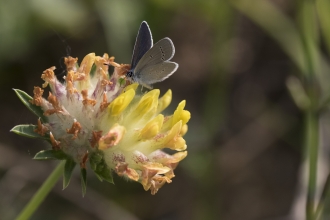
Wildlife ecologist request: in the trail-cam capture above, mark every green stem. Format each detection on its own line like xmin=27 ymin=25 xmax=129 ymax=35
xmin=315 ymin=172 xmax=330 ymax=220
xmin=16 ymin=161 xmax=65 ymax=220
xmin=306 ymin=109 xmax=319 ymax=220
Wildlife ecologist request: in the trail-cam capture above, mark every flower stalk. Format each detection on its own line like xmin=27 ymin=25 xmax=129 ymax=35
xmin=16 ymin=161 xmax=65 ymax=220
xmin=305 ymin=109 xmax=319 ymax=220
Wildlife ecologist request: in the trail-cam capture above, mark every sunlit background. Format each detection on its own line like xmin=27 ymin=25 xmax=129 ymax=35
xmin=2 ymin=0 xmax=330 ymax=219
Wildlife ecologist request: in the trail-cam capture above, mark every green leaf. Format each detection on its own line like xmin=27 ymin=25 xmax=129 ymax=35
xmin=13 ymin=89 xmax=47 ymax=122
xmin=34 ymin=150 xmax=68 ymax=160
xmin=89 ymin=152 xmax=113 ymax=184
xmin=80 ymin=168 xmax=87 ymax=197
xmin=118 ymin=78 xmax=126 ymax=87
xmin=89 ymin=152 xmax=102 ymax=170
xmin=95 ymin=166 xmax=113 ymax=184
xmin=63 ymin=159 xmax=76 ymax=189
xmin=94 ymin=172 xmax=103 ymax=182
xmin=89 ymin=160 xmax=97 ymax=171
xmin=317 ymin=0 xmax=330 ymax=56
xmin=92 ymin=160 xmax=113 ymax=184
xmin=10 ymin=124 xmax=50 ymax=140
xmin=90 ymin=152 xmax=103 ymax=162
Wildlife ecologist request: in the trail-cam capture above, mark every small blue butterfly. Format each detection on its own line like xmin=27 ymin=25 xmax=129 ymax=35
xmin=126 ymin=21 xmax=178 ymax=89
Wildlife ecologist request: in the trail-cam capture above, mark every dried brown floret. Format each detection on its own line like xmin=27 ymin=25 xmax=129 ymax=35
xmin=115 ymin=162 xmax=139 ymax=181
xmin=34 ymin=118 xmax=48 ymax=136
xmin=50 ymin=132 xmax=61 ymax=150
xmin=100 ymin=93 xmax=109 ymax=112
xmin=30 ymin=87 xmax=44 ymax=106
xmin=44 ymin=92 xmax=64 ymax=116
xmin=41 ymin=66 xmax=56 ymax=88
xmin=95 ymin=53 xmax=110 ymax=78
xmin=90 ymin=130 xmax=103 ymax=148
xmin=66 ymin=121 xmax=82 ymax=139
xmin=81 ymin=90 xmax=96 ymax=106
xmin=80 ymin=152 xmax=89 ymax=169
xmin=64 ymin=56 xmax=78 ymax=72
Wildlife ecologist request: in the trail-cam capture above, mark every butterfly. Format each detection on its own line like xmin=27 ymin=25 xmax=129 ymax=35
xmin=126 ymin=21 xmax=178 ymax=89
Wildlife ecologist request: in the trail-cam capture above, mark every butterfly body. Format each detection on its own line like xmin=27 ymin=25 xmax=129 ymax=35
xmin=126 ymin=21 xmax=178 ymax=88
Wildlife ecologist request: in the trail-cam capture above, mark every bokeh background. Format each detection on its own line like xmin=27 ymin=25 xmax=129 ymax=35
xmin=2 ymin=0 xmax=330 ymax=219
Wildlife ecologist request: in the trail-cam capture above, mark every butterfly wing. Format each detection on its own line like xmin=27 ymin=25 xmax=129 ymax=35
xmin=134 ymin=37 xmax=175 ymax=73
xmin=135 ymin=61 xmax=178 ymax=87
xmin=130 ymin=21 xmax=153 ymax=69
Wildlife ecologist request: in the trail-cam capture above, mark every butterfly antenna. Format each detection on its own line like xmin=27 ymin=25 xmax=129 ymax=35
xmin=50 ymin=27 xmax=72 ymax=81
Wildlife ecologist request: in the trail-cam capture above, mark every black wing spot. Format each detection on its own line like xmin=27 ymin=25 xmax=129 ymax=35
xmin=159 ymin=46 xmax=166 ymax=60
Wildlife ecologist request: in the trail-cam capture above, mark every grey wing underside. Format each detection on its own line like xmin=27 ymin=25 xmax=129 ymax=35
xmin=134 ymin=37 xmax=175 ymax=72
xmin=135 ymin=61 xmax=178 ymax=87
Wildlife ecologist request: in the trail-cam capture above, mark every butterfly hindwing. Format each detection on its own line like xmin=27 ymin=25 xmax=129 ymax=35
xmin=134 ymin=37 xmax=175 ymax=73
xmin=135 ymin=61 xmax=178 ymax=86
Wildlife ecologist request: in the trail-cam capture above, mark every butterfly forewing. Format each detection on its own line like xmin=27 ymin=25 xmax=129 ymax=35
xmin=131 ymin=21 xmax=153 ymax=69
xmin=136 ymin=61 xmax=178 ymax=85
xmin=134 ymin=37 xmax=175 ymax=73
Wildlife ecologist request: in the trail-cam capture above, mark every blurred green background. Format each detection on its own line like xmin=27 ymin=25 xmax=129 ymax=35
xmin=2 ymin=0 xmax=330 ymax=219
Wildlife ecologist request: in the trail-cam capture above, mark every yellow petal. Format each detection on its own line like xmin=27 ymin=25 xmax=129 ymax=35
xmin=77 ymin=53 xmax=95 ymax=90
xmin=140 ymin=114 xmax=164 ymax=140
xmin=142 ymin=162 xmax=171 ymax=174
xmin=108 ymin=89 xmax=135 ymax=116
xmin=79 ymin=53 xmax=95 ymax=77
xmin=150 ymin=151 xmax=187 ymax=164
xmin=151 ymin=120 xmax=183 ymax=151
xmin=168 ymin=151 xmax=188 ymax=163
xmin=160 ymin=101 xmax=191 ymax=132
xmin=122 ymin=83 xmax=139 ymax=94
xmin=161 ymin=115 xmax=173 ymax=132
xmin=167 ymin=136 xmax=187 ymax=151
xmin=164 ymin=120 xmax=182 ymax=145
xmin=130 ymin=89 xmax=159 ymax=120
xmin=180 ymin=124 xmax=188 ymax=136
xmin=157 ymin=89 xmax=172 ymax=113
xmin=164 ymin=121 xmax=187 ymax=151
xmin=172 ymin=100 xmax=191 ymax=126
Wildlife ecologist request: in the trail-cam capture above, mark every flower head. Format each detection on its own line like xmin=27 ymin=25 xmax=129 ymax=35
xmin=12 ymin=53 xmax=190 ymax=195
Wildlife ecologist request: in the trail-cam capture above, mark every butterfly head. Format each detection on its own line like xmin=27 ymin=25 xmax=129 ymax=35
xmin=126 ymin=69 xmax=135 ymax=82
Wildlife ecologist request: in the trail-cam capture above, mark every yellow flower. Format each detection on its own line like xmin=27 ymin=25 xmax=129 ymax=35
xmin=12 ymin=53 xmax=190 ymax=195
xmin=139 ymin=114 xmax=164 ymax=140
xmin=108 ymin=89 xmax=135 ymax=116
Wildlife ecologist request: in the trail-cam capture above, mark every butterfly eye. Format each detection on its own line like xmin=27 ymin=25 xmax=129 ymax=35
xmin=126 ymin=71 xmax=134 ymax=78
